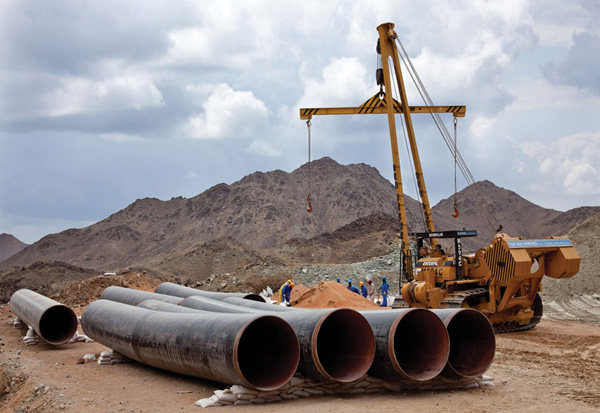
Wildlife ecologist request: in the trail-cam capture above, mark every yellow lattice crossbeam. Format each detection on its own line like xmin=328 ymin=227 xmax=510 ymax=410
xmin=300 ymin=93 xmax=465 ymax=120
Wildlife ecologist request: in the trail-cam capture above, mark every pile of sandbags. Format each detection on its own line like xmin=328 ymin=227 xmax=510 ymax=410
xmin=195 ymin=374 xmax=495 ymax=407
xmin=13 ymin=317 xmax=27 ymax=329
xmin=67 ymin=332 xmax=94 ymax=344
xmin=97 ymin=350 xmax=129 ymax=365
xmin=23 ymin=326 xmax=46 ymax=346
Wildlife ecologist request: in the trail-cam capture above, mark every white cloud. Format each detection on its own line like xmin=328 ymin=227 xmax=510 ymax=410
xmin=43 ymin=76 xmax=164 ymax=117
xmin=514 ymin=131 xmax=600 ymax=196
xmin=298 ymin=57 xmax=372 ymax=107
xmin=470 ymin=116 xmax=497 ymax=138
xmin=183 ymin=83 xmax=269 ymax=139
xmin=246 ymin=139 xmax=282 ymax=157
xmin=508 ymin=77 xmax=600 ymax=112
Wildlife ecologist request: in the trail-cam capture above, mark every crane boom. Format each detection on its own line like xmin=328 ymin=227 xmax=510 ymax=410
xmin=298 ymin=22 xmax=465 ymax=280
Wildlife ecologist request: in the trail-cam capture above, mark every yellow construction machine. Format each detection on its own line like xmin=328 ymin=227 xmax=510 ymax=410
xmin=299 ymin=22 xmax=580 ymax=332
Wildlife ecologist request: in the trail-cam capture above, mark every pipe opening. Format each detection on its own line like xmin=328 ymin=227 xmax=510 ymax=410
xmin=446 ymin=309 xmax=496 ymax=378
xmin=237 ymin=316 xmax=299 ymax=391
xmin=316 ymin=309 xmax=375 ymax=382
xmin=242 ymin=294 xmax=266 ymax=302
xmin=39 ymin=305 xmax=78 ymax=345
xmin=394 ymin=310 xmax=450 ymax=380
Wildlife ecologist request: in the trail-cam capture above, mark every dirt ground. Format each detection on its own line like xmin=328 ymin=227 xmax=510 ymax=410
xmin=1 ymin=302 xmax=599 ymax=413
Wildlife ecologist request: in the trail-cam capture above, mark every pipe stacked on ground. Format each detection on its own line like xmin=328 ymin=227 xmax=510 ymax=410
xmin=81 ymin=299 xmax=299 ymax=391
xmin=155 ymin=282 xmax=265 ymax=302
xmin=432 ymin=309 xmax=496 ymax=378
xmin=359 ymin=309 xmax=450 ymax=381
xmin=226 ymin=295 xmax=496 ymax=379
xmin=180 ymin=295 xmax=376 ymax=383
xmin=101 ymin=286 xmax=184 ymax=306
xmin=9 ymin=289 xmax=78 ymax=345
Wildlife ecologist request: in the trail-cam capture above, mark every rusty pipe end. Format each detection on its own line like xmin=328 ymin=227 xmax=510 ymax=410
xmin=313 ymin=309 xmax=375 ymax=382
xmin=439 ymin=309 xmax=496 ymax=378
xmin=236 ymin=315 xmax=300 ymax=390
xmin=392 ymin=309 xmax=450 ymax=381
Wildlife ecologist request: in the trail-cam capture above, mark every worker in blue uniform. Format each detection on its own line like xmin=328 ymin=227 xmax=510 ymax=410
xmin=347 ymin=280 xmax=360 ymax=295
xmin=380 ymin=276 xmax=389 ymax=306
xmin=280 ymin=280 xmax=294 ymax=305
xmin=360 ymin=281 xmax=368 ymax=298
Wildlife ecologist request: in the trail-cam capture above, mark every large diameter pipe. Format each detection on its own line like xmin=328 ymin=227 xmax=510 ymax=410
xmin=432 ymin=309 xmax=496 ymax=378
xmin=101 ymin=286 xmax=183 ymax=306
xmin=137 ymin=299 xmax=208 ymax=314
xmin=222 ymin=296 xmax=300 ymax=312
xmin=8 ymin=289 xmax=78 ymax=345
xmin=155 ymin=282 xmax=265 ymax=302
xmin=360 ymin=309 xmax=450 ymax=381
xmin=81 ymin=299 xmax=299 ymax=391
xmin=218 ymin=296 xmax=376 ymax=383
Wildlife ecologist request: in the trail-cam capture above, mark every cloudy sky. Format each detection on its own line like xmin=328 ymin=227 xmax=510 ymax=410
xmin=1 ymin=0 xmax=599 ymax=244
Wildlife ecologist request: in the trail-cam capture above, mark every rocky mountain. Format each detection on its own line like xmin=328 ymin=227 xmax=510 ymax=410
xmin=0 ymin=234 xmax=28 ymax=261
xmin=431 ymin=181 xmax=600 ymax=251
xmin=0 ymin=158 xmax=421 ymax=271
xmin=1 ymin=157 xmax=598 ymax=274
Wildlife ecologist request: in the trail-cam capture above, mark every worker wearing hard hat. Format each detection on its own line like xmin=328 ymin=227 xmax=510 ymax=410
xmin=280 ymin=281 xmax=294 ymax=306
xmin=279 ymin=280 xmax=291 ymax=304
xmin=366 ymin=279 xmax=375 ymax=301
xmin=347 ymin=280 xmax=360 ymax=295
xmin=380 ymin=276 xmax=389 ymax=306
xmin=360 ymin=281 xmax=368 ymax=298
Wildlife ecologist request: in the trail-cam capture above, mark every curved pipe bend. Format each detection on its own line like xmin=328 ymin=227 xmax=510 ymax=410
xmin=155 ymin=282 xmax=265 ymax=302
xmin=101 ymin=286 xmax=184 ymax=306
xmin=82 ymin=299 xmax=299 ymax=391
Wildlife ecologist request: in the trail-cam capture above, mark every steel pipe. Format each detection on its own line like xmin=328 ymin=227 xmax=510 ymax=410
xmin=155 ymin=282 xmax=265 ymax=302
xmin=359 ymin=309 xmax=450 ymax=381
xmin=81 ymin=299 xmax=299 ymax=391
xmin=196 ymin=296 xmax=376 ymax=383
xmin=101 ymin=286 xmax=184 ymax=306
xmin=137 ymin=299 xmax=208 ymax=314
xmin=8 ymin=289 xmax=78 ymax=345
xmin=432 ymin=309 xmax=496 ymax=378
xmin=222 ymin=296 xmax=300 ymax=312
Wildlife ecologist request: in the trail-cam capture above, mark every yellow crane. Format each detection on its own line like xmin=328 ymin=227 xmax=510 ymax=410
xmin=299 ymin=22 xmax=580 ymax=332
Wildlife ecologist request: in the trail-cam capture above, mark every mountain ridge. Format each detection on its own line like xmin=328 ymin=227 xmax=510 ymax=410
xmin=1 ymin=157 xmax=598 ymax=275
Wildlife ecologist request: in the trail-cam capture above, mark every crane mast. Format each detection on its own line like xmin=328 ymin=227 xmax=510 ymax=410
xmin=299 ymin=22 xmax=465 ymax=281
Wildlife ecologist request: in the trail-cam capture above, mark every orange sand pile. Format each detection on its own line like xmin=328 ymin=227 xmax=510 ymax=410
xmin=290 ymin=283 xmax=309 ymax=301
xmin=292 ymin=281 xmax=380 ymax=310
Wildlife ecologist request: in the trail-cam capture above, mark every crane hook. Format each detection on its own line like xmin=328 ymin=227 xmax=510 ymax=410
xmin=452 ymin=201 xmax=459 ymax=219
xmin=306 ymin=195 xmax=313 ymax=213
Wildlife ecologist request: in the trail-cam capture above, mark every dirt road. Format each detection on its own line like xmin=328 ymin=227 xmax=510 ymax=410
xmin=1 ymin=304 xmax=599 ymax=413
